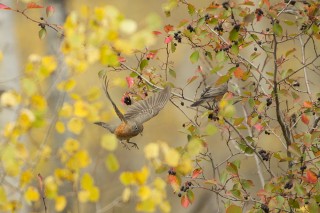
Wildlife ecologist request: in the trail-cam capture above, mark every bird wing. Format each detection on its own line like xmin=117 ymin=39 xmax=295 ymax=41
xmin=124 ymin=86 xmax=171 ymax=124
xmin=99 ymin=72 xmax=125 ymax=121
xmin=201 ymin=83 xmax=228 ymax=99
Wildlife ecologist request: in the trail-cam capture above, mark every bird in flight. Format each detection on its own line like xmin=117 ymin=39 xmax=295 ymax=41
xmin=191 ymin=82 xmax=228 ymax=107
xmin=94 ymin=74 xmax=171 ymax=149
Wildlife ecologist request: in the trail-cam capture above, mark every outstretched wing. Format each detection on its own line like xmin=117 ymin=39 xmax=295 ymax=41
xmin=124 ymin=86 xmax=171 ymax=124
xmin=98 ymin=71 xmax=125 ymax=121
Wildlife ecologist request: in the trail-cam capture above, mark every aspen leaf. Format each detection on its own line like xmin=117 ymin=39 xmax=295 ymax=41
xmin=67 ymin=117 xmax=84 ymax=134
xmin=226 ymin=205 xmax=242 ymax=213
xmin=20 ymin=170 xmax=33 ymax=188
xmin=105 ymin=153 xmax=119 ymax=172
xmin=24 ymin=187 xmax=40 ymax=203
xmin=164 ymin=148 xmax=180 ymax=167
xmin=144 ymin=143 xmax=159 ymax=159
xmin=31 ymin=94 xmax=47 ymax=111
xmin=120 ymin=19 xmax=137 ymax=34
xmin=120 ymin=172 xmax=134 ymax=185
xmin=137 ymin=185 xmax=151 ymax=201
xmin=0 ymin=186 xmax=7 ymax=204
xmin=74 ymin=100 xmax=89 ymax=117
xmin=122 ymin=187 xmax=131 ymax=202
xmin=1 ymin=91 xmax=21 ymax=107
xmin=78 ymin=190 xmax=89 ymax=203
xmin=134 ymin=166 xmax=149 ymax=185
xmin=88 ymin=186 xmax=100 ymax=202
xmin=55 ymin=121 xmax=65 ymax=133
xmin=64 ymin=138 xmax=79 ymax=153
xmin=55 ymin=196 xmax=67 ymax=212
xmin=101 ymin=134 xmax=118 ymax=151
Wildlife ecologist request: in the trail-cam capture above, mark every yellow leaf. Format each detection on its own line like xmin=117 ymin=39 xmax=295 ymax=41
xmin=176 ymin=157 xmax=193 ymax=175
xmin=160 ymin=200 xmax=171 ymax=213
xmin=16 ymin=143 xmax=29 ymax=159
xmin=41 ymin=56 xmax=57 ymax=77
xmin=45 ymin=176 xmax=58 ymax=199
xmin=18 ymin=109 xmax=35 ymax=129
xmin=86 ymin=87 xmax=101 ymax=101
xmin=88 ymin=186 xmax=100 ymax=202
xmin=0 ymin=186 xmax=7 ymax=204
xmin=1 ymin=145 xmax=21 ymax=176
xmin=31 ymin=94 xmax=47 ymax=112
xmin=164 ymin=148 xmax=180 ymax=167
xmin=66 ymin=150 xmax=91 ymax=170
xmin=105 ymin=153 xmax=119 ymax=172
xmin=20 ymin=170 xmax=32 ymax=188
xmin=24 ymin=186 xmax=40 ymax=203
xmin=55 ymin=196 xmax=67 ymax=212
xmin=55 ymin=121 xmax=65 ymax=133
xmin=144 ymin=143 xmax=159 ymax=159
xmin=67 ymin=117 xmax=84 ymax=134
xmin=153 ymin=177 xmax=166 ymax=190
xmin=120 ymin=172 xmax=134 ymax=185
xmin=122 ymin=187 xmax=131 ymax=202
xmin=137 ymin=185 xmax=151 ymax=201
xmin=187 ymin=138 xmax=204 ymax=157
xmin=120 ymin=19 xmax=137 ymax=35
xmin=74 ymin=100 xmax=89 ymax=117
xmin=40 ymin=145 xmax=52 ymax=159
xmin=0 ymin=50 xmax=3 ymax=61
xmin=136 ymin=200 xmax=156 ymax=212
xmin=54 ymin=168 xmax=75 ymax=182
xmin=0 ymin=90 xmax=21 ymax=107
xmin=21 ymin=78 xmax=37 ymax=96
xmin=81 ymin=173 xmax=94 ymax=190
xmin=134 ymin=166 xmax=149 ymax=185
xmin=63 ymin=138 xmax=80 ymax=153
xmin=59 ymin=103 xmax=73 ymax=117
xmin=101 ymin=134 xmax=118 ymax=151
xmin=57 ymin=79 xmax=76 ymax=92
xmin=78 ymin=190 xmax=89 ymax=203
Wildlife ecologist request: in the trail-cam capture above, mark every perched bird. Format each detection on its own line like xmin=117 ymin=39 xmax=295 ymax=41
xmin=191 ymin=82 xmax=228 ymax=107
xmin=94 ymin=74 xmax=171 ymax=149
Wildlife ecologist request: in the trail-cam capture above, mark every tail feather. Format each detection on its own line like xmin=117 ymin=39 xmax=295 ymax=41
xmin=190 ymin=99 xmax=205 ymax=107
xmin=94 ymin=122 xmax=116 ymax=133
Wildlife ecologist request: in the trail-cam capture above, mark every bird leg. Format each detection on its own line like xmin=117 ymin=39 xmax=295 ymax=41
xmin=120 ymin=140 xmax=130 ymax=150
xmin=126 ymin=139 xmax=139 ymax=150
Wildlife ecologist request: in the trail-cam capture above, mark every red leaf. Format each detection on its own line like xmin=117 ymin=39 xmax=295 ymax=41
xmin=152 ymin=31 xmax=162 ymax=35
xmin=46 ymin=5 xmax=55 ymax=17
xmin=256 ymin=14 xmax=263 ymax=22
xmin=254 ymin=123 xmax=264 ymax=132
xmin=118 ymin=56 xmax=126 ymax=62
xmin=146 ymin=52 xmax=156 ymax=59
xmin=126 ymin=77 xmax=134 ymax=88
xmin=306 ymin=170 xmax=318 ymax=184
xmin=192 ymin=168 xmax=202 ymax=179
xmin=263 ymin=0 xmax=270 ymax=8
xmin=164 ymin=24 xmax=174 ymax=33
xmin=301 ymin=114 xmax=309 ymax=125
xmin=303 ymin=101 xmax=312 ymax=108
xmin=181 ymin=195 xmax=190 ymax=208
xmin=234 ymin=67 xmax=244 ymax=79
xmin=164 ymin=36 xmax=173 ymax=44
xmin=27 ymin=2 xmax=43 ymax=9
xmin=0 ymin=3 xmax=11 ymax=10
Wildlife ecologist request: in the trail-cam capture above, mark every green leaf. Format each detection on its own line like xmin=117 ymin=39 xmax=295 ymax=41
xmin=169 ymin=68 xmax=176 ymax=78
xmin=140 ymin=59 xmax=149 ymax=71
xmin=273 ymin=23 xmax=283 ymax=36
xmin=187 ymin=4 xmax=195 ymax=15
xmin=205 ymin=124 xmax=217 ymax=136
xmin=229 ymin=28 xmax=239 ymax=41
xmin=226 ymin=162 xmax=238 ymax=175
xmin=243 ymin=13 xmax=255 ymax=23
xmin=39 ymin=28 xmax=46 ymax=40
xmin=216 ymin=51 xmax=227 ymax=62
xmin=230 ymin=44 xmax=239 ymax=55
xmin=171 ymin=42 xmax=176 ymax=53
xmin=186 ymin=190 xmax=194 ymax=203
xmin=219 ymin=170 xmax=228 ymax=185
xmin=226 ymin=205 xmax=242 ymax=213
xmin=190 ymin=51 xmax=199 ymax=64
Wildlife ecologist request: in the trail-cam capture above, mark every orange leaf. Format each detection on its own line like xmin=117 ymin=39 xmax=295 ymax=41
xmin=301 ymin=114 xmax=309 ymax=125
xmin=234 ymin=67 xmax=244 ymax=79
xmin=0 ymin=3 xmax=11 ymax=10
xmin=164 ymin=24 xmax=174 ymax=33
xmin=167 ymin=175 xmax=180 ymax=192
xmin=126 ymin=77 xmax=134 ymax=88
xmin=303 ymin=101 xmax=312 ymax=108
xmin=263 ymin=0 xmax=270 ymax=8
xmin=181 ymin=195 xmax=190 ymax=208
xmin=27 ymin=2 xmax=43 ymax=9
xmin=152 ymin=31 xmax=162 ymax=35
xmin=306 ymin=170 xmax=318 ymax=184
xmin=192 ymin=168 xmax=202 ymax=179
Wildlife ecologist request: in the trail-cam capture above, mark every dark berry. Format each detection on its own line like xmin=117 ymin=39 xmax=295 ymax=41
xmin=236 ymin=63 xmax=239 ymax=67
xmin=40 ymin=17 xmax=44 ymax=20
xmin=257 ymin=41 xmax=262 ymax=45
xmin=266 ymin=98 xmax=272 ymax=106
xmin=204 ymin=14 xmax=210 ymax=21
xmin=124 ymin=96 xmax=132 ymax=105
xmin=261 ymin=204 xmax=269 ymax=213
xmin=188 ymin=182 xmax=192 ymax=186
xmin=254 ymin=47 xmax=258 ymax=51
xmin=258 ymin=115 xmax=262 ymax=119
xmin=300 ymin=165 xmax=307 ymax=171
xmin=292 ymin=81 xmax=300 ymax=87
xmin=208 ymin=113 xmax=214 ymax=120
xmin=178 ymin=193 xmax=182 ymax=197
xmin=266 ymin=28 xmax=270 ymax=32
xmin=180 ymin=186 xmax=185 ymax=191
xmin=222 ymin=2 xmax=229 ymax=10
xmin=181 ymin=102 xmax=184 ymax=106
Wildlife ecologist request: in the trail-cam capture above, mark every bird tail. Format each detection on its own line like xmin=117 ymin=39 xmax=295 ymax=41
xmin=94 ymin=122 xmax=116 ymax=133
xmin=190 ymin=99 xmax=204 ymax=107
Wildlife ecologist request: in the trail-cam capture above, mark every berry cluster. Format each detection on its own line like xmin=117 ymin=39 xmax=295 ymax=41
xmin=187 ymin=24 xmax=194 ymax=33
xmin=204 ymin=14 xmax=210 ymax=22
xmin=266 ymin=98 xmax=272 ymax=106
xmin=258 ymin=150 xmax=270 ymax=161
xmin=174 ymin=31 xmax=182 ymax=43
xmin=261 ymin=204 xmax=269 ymax=213
xmin=214 ymin=23 xmax=224 ymax=32
xmin=255 ymin=8 xmax=264 ymax=16
xmin=264 ymin=130 xmax=270 ymax=135
xmin=208 ymin=113 xmax=219 ymax=121
xmin=222 ymin=2 xmax=229 ymax=10
xmin=168 ymin=168 xmax=176 ymax=176
xmin=284 ymin=181 xmax=293 ymax=189
xmin=177 ymin=181 xmax=192 ymax=197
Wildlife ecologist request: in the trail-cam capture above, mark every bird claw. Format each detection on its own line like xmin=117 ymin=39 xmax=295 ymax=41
xmin=127 ymin=141 xmax=139 ymax=150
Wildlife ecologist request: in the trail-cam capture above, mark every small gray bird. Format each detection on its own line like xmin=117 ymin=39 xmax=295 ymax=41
xmin=94 ymin=74 xmax=171 ymax=149
xmin=191 ymin=83 xmax=228 ymax=107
